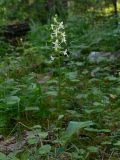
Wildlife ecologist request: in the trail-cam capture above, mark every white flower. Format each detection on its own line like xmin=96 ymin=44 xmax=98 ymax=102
xmin=20 ymin=38 xmax=23 ymax=42
xmin=51 ymin=15 xmax=68 ymax=59
xmin=61 ymin=32 xmax=66 ymax=43
xmin=51 ymin=24 xmax=55 ymax=30
xmin=61 ymin=32 xmax=66 ymax=37
xmin=52 ymin=39 xmax=61 ymax=51
xmin=61 ymin=36 xmax=66 ymax=43
xmin=52 ymin=28 xmax=59 ymax=37
xmin=58 ymin=22 xmax=64 ymax=29
xmin=63 ymin=49 xmax=68 ymax=57
xmin=53 ymin=16 xmax=58 ymax=23
xmin=51 ymin=55 xmax=55 ymax=61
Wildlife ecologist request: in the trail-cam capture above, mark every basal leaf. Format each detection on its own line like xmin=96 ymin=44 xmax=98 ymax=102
xmin=0 ymin=152 xmax=7 ymax=160
xmin=38 ymin=145 xmax=51 ymax=155
xmin=6 ymin=96 xmax=20 ymax=105
xmin=63 ymin=121 xmax=93 ymax=140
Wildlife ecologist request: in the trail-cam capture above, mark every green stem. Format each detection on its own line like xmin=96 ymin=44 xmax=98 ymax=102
xmin=58 ymin=52 xmax=61 ymax=108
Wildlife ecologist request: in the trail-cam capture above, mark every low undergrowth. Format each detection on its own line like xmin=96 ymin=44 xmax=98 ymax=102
xmin=0 ymin=15 xmax=120 ymax=160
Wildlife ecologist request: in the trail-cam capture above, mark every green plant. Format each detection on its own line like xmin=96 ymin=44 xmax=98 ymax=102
xmin=50 ymin=15 xmax=68 ymax=109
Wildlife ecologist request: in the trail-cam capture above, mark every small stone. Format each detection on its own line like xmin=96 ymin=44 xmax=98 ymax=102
xmin=88 ymin=51 xmax=115 ymax=63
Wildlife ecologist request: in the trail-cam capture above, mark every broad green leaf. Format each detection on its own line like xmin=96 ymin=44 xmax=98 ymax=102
xmin=76 ymin=93 xmax=88 ymax=99
xmin=65 ymin=71 xmax=78 ymax=81
xmin=7 ymin=152 xmax=17 ymax=160
xmin=85 ymin=128 xmax=111 ymax=133
xmin=8 ymin=157 xmax=19 ymax=160
xmin=58 ymin=115 xmax=64 ymax=120
xmin=100 ymin=129 xmax=111 ymax=133
xmin=87 ymin=146 xmax=98 ymax=153
xmin=10 ymin=89 xmax=21 ymax=96
xmin=46 ymin=91 xmax=57 ymax=96
xmin=64 ymin=121 xmax=93 ymax=138
xmin=85 ymin=128 xmax=99 ymax=132
xmin=38 ymin=145 xmax=51 ymax=155
xmin=105 ymin=76 xmax=117 ymax=81
xmin=0 ymin=152 xmax=7 ymax=160
xmin=47 ymin=80 xmax=58 ymax=84
xmin=6 ymin=96 xmax=20 ymax=105
xmin=38 ymin=132 xmax=48 ymax=139
xmin=72 ymin=152 xmax=84 ymax=159
xmin=82 ymin=70 xmax=89 ymax=75
xmin=32 ymin=125 xmax=41 ymax=129
xmin=28 ymin=138 xmax=39 ymax=145
xmin=93 ymin=102 xmax=102 ymax=106
xmin=75 ymin=62 xmax=84 ymax=66
xmin=66 ymin=110 xmax=81 ymax=117
xmin=114 ymin=141 xmax=120 ymax=146
xmin=84 ymin=109 xmax=95 ymax=114
xmin=101 ymin=141 xmax=112 ymax=145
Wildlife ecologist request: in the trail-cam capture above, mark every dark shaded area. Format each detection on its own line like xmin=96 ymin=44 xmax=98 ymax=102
xmin=0 ymin=21 xmax=30 ymax=41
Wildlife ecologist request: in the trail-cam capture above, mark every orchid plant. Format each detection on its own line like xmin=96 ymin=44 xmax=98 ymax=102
xmin=51 ymin=15 xmax=68 ymax=60
xmin=50 ymin=15 xmax=68 ymax=108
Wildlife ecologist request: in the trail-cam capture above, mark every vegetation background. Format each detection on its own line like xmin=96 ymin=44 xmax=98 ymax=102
xmin=0 ymin=0 xmax=120 ymax=159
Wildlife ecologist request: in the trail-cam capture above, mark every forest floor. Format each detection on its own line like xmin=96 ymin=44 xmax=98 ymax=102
xmin=0 ymin=45 xmax=120 ymax=159
xmin=0 ymin=15 xmax=120 ymax=159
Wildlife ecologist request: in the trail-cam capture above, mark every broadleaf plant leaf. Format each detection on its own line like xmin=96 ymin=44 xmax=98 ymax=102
xmin=0 ymin=152 xmax=7 ymax=160
xmin=38 ymin=145 xmax=51 ymax=155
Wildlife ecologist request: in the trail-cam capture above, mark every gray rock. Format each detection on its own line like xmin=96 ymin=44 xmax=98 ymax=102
xmin=88 ymin=51 xmax=115 ymax=63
